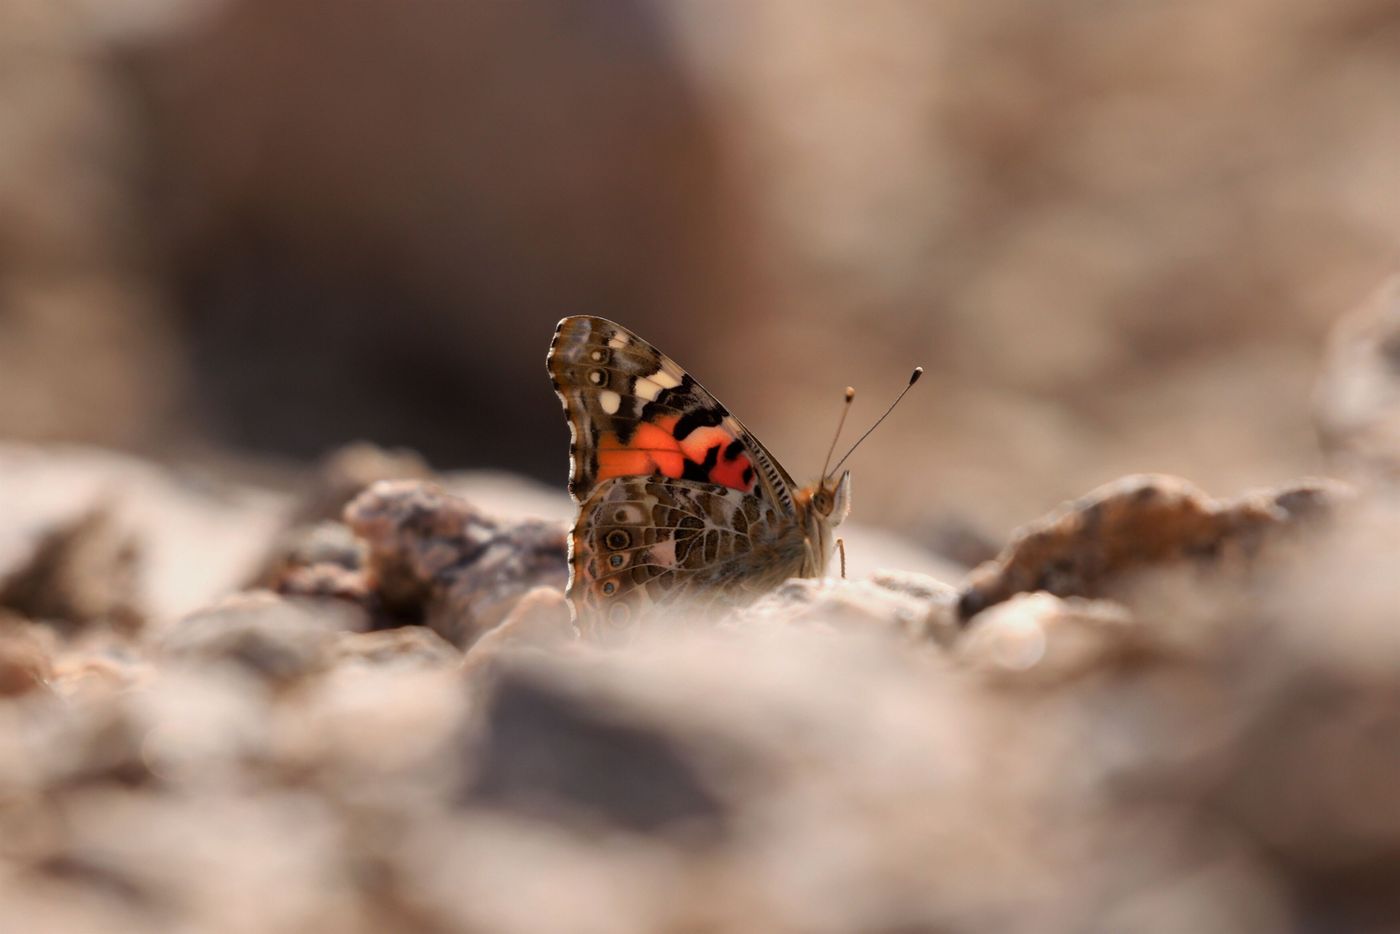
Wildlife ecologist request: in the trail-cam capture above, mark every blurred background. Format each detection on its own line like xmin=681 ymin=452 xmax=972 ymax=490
xmin=6 ymin=6 xmax=1400 ymax=933
xmin=3 ymin=0 xmax=1398 ymax=538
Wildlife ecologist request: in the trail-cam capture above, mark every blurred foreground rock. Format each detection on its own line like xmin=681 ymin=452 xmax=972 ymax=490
xmin=0 ymin=444 xmax=288 ymax=627
xmin=4 ymin=437 xmax=1400 ymax=931
xmin=0 ymin=507 xmax=142 ymax=636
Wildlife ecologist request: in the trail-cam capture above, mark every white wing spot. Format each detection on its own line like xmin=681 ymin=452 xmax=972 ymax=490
xmin=634 ymin=377 xmax=662 ymax=402
xmin=608 ymin=334 xmax=629 ymax=350
xmin=599 ymin=390 xmax=621 ymax=414
xmin=590 ymin=349 xmax=605 ymax=362
xmin=589 ymin=369 xmax=604 ymax=384
xmin=651 ymin=369 xmax=682 ymax=390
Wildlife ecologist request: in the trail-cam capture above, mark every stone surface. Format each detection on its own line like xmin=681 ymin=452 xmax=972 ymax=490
xmin=0 ymin=616 xmax=54 ymax=697
xmin=333 ymin=626 xmax=460 ymax=670
xmin=253 ymin=520 xmax=364 ymax=591
xmin=1 ymin=444 xmax=1399 ymax=930
xmin=742 ymin=572 xmax=958 ymax=644
xmin=957 ymin=474 xmax=1350 ymax=622
xmin=345 ymin=480 xmax=568 ymax=647
xmin=955 ymin=592 xmax=1146 ymax=686
xmin=461 ymin=587 xmax=576 ymax=675
xmin=1316 ymin=275 xmax=1400 ymax=483
xmin=0 ymin=507 xmax=142 ymax=635
xmin=462 ymin=666 xmax=731 ymax=837
xmin=160 ymin=591 xmax=365 ymax=686
xmin=0 ymin=444 xmax=288 ymax=626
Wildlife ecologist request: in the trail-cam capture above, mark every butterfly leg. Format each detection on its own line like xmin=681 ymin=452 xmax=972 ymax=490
xmin=836 ymin=538 xmax=847 ymax=579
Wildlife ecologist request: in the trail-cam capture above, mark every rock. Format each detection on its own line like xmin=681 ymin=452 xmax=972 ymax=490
xmin=50 ymin=654 xmax=148 ymax=701
xmin=334 ymin=627 xmax=460 ymax=670
xmin=740 ymin=572 xmax=958 ymax=644
xmin=273 ymin=561 xmax=370 ymax=606
xmin=462 ymin=587 xmax=576 ymax=674
xmin=1315 ymin=275 xmax=1400 ymax=482
xmin=41 ymin=704 xmax=154 ymax=791
xmin=345 ymin=481 xmax=568 ymax=647
xmin=462 ymin=666 xmax=730 ymax=838
xmin=0 ymin=616 xmax=54 ymax=697
xmin=957 ymin=475 xmax=1350 ymax=622
xmin=253 ymin=520 xmax=364 ymax=591
xmin=0 ymin=507 xmax=142 ymax=635
xmin=260 ymin=523 xmax=377 ymax=621
xmin=160 ymin=592 xmax=366 ymax=686
xmin=0 ymin=443 xmax=289 ymax=626
xmin=1212 ymin=670 xmax=1400 ymax=877
xmin=251 ymin=443 xmax=423 ymax=600
xmin=955 ymin=592 xmax=1145 ymax=686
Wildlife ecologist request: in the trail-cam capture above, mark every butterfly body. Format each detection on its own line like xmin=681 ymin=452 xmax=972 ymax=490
xmin=548 ymin=315 xmax=850 ymax=636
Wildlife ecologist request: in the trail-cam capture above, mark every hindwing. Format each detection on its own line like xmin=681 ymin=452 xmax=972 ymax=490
xmin=569 ymin=475 xmax=808 ymax=639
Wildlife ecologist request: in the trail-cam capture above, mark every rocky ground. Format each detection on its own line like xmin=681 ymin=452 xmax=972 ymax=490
xmin=0 ymin=279 xmax=1399 ymax=932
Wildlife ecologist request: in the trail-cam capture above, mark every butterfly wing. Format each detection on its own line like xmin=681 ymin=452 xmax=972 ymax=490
xmin=547 ymin=315 xmax=799 ymax=513
xmin=547 ymin=316 xmax=809 ymax=628
xmin=569 ymin=475 xmax=808 ymax=639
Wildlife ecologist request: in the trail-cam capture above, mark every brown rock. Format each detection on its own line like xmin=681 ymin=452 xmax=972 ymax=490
xmin=273 ymin=561 xmax=370 ymax=605
xmin=161 ymin=591 xmax=366 ymax=686
xmin=1315 ymin=275 xmax=1400 ymax=482
xmin=462 ymin=665 xmax=730 ymax=838
xmin=741 ymin=573 xmax=958 ymax=644
xmin=0 ymin=616 xmax=53 ymax=697
xmin=955 ymin=592 xmax=1147 ymax=687
xmin=958 ymin=474 xmax=1349 ymax=622
xmin=254 ymin=520 xmax=364 ymax=591
xmin=49 ymin=655 xmax=147 ymax=701
xmin=0 ymin=507 xmax=142 ymax=635
xmin=461 ymin=587 xmax=576 ymax=676
xmin=0 ymin=444 xmax=291 ymax=625
xmin=1214 ymin=673 xmax=1400 ymax=875
xmin=249 ymin=442 xmax=426 ymax=593
xmin=345 ymin=481 xmax=567 ymax=647
xmin=334 ymin=627 xmax=460 ymax=670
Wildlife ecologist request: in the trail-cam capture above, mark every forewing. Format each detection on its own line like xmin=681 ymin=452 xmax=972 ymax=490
xmin=568 ymin=475 xmax=808 ymax=639
xmin=547 ymin=316 xmax=798 ymax=513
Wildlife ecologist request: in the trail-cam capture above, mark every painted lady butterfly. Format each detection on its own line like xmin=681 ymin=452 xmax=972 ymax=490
xmin=548 ymin=315 xmax=918 ymax=638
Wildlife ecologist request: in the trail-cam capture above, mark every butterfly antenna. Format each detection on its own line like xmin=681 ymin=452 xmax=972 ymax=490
xmin=829 ymin=367 xmax=923 ymax=476
xmin=819 ymin=386 xmax=857 ymax=484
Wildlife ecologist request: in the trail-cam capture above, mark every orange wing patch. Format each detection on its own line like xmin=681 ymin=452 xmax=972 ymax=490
xmin=596 ymin=415 xmax=757 ymax=493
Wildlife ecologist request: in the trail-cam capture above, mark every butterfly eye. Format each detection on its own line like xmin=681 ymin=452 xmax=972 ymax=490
xmin=605 ymin=529 xmax=631 ymax=550
xmin=814 ymin=491 xmax=832 ymax=513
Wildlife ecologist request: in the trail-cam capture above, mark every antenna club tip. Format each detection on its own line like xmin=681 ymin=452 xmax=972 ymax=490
xmin=909 ymin=366 xmax=924 ymax=385
xmin=844 ymin=386 xmax=855 ymax=401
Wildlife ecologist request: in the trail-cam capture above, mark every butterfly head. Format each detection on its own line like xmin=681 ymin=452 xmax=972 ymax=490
xmin=796 ymin=470 xmax=851 ymax=578
xmin=806 ymin=470 xmax=852 ymax=526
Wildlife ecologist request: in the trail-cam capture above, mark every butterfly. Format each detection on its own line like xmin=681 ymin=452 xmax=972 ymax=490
xmin=548 ymin=315 xmax=919 ymax=638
